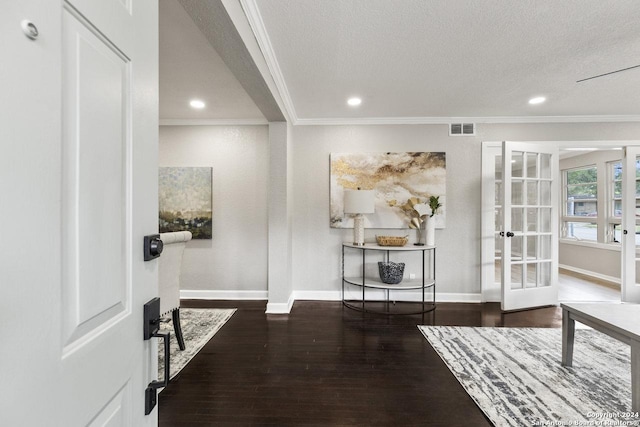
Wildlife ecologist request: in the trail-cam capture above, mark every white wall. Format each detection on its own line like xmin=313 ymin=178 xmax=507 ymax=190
xmin=157 ymin=122 xmax=640 ymax=302
xmin=266 ymin=122 xmax=295 ymax=312
xmin=291 ymin=122 xmax=640 ymax=300
xmin=159 ymin=125 xmax=269 ymax=297
xmin=291 ymin=125 xmax=480 ymax=300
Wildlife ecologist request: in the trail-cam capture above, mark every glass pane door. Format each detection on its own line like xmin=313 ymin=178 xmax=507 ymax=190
xmin=501 ymin=142 xmax=558 ymax=311
xmin=621 ymin=147 xmax=640 ymax=302
xmin=495 ymin=153 xmax=503 ymax=291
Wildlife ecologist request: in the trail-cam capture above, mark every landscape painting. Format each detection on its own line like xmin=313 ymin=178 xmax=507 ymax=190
xmin=330 ymin=152 xmax=446 ymax=229
xmin=159 ymin=167 xmax=213 ymax=239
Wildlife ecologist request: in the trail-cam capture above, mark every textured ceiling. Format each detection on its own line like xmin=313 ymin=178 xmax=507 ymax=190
xmin=251 ymin=0 xmax=640 ymax=121
xmin=159 ymin=0 xmax=264 ymax=121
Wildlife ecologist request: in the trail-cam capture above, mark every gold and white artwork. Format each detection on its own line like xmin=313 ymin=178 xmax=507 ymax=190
xmin=330 ymin=152 xmax=446 ymax=229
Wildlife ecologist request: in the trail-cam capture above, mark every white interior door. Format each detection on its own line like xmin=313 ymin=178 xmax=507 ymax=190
xmin=621 ymin=146 xmax=640 ymax=302
xmin=1 ymin=1 xmax=158 ymax=425
xmin=501 ymin=142 xmax=559 ymax=311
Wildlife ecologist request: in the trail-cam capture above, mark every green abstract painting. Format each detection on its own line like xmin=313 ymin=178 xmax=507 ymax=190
xmin=159 ymin=167 xmax=212 ymax=239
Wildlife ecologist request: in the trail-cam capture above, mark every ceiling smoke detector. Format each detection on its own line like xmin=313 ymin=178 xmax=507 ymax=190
xmin=449 ymin=123 xmax=475 ymax=136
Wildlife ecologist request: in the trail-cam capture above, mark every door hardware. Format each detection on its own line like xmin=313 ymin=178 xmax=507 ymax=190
xmin=143 ymin=298 xmax=170 ymax=415
xmin=143 ymin=234 xmax=163 ymax=261
xmin=506 ymin=231 xmax=514 ymax=237
xmin=499 ymin=231 xmax=505 ymax=237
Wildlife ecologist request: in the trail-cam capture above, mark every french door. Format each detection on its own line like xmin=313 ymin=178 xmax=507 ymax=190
xmin=621 ymin=146 xmax=640 ymax=302
xmin=500 ymin=142 xmax=559 ymax=311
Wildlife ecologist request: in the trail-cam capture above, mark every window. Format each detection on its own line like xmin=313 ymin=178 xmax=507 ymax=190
xmin=562 ymin=166 xmax=597 ymax=241
xmin=562 ymin=154 xmax=640 ymax=246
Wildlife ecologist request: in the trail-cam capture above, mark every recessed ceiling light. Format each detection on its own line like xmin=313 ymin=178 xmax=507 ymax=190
xmin=347 ymin=97 xmax=362 ymax=106
xmin=528 ymin=96 xmax=546 ymax=105
xmin=190 ymin=99 xmax=206 ymax=109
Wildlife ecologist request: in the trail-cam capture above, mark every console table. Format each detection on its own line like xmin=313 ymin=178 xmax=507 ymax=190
xmin=342 ymin=243 xmax=436 ymax=315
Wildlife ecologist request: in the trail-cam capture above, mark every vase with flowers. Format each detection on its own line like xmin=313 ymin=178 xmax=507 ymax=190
xmin=425 ymin=195 xmax=442 ymax=246
xmin=401 ymin=195 xmax=442 ymax=246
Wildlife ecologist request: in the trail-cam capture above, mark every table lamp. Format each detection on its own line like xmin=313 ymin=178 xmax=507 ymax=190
xmin=343 ymin=189 xmax=375 ymax=246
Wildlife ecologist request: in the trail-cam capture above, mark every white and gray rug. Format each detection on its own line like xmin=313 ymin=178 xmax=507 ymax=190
xmin=158 ymin=308 xmax=235 ymax=382
xmin=419 ymin=326 xmax=635 ymax=427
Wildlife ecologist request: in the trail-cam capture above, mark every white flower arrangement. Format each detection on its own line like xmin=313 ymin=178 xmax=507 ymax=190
xmin=401 ymin=196 xmax=442 ymax=244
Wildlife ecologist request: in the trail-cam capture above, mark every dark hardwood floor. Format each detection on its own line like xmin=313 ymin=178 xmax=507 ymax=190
xmin=159 ymin=300 xmax=562 ymax=426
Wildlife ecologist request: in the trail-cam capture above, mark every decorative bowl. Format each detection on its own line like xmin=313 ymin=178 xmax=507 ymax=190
xmin=376 ymin=235 xmax=408 ymax=247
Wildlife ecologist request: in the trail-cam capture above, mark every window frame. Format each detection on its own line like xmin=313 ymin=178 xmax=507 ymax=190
xmin=561 ymin=165 xmax=598 ymax=242
xmin=607 ymin=160 xmax=622 ymax=243
xmin=607 ymin=159 xmax=640 ymax=245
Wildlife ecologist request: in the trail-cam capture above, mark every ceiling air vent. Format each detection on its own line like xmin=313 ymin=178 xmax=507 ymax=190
xmin=449 ymin=123 xmax=476 ymax=136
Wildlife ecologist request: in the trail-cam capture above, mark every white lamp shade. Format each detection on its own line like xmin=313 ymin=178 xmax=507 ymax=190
xmin=343 ymin=190 xmax=375 ymax=214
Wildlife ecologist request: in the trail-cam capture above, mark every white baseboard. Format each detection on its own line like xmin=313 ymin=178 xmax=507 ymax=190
xmin=180 ymin=289 xmax=268 ymax=300
xmin=180 ymin=289 xmax=482 ymax=307
xmin=292 ymin=290 xmax=341 ymax=301
xmin=294 ymin=290 xmax=482 ymax=303
xmin=265 ymin=294 xmax=295 ymax=314
xmin=481 ymin=288 xmax=501 ymax=303
xmin=436 ymin=293 xmax=483 ymax=303
xmin=559 ymin=264 xmax=621 ymax=287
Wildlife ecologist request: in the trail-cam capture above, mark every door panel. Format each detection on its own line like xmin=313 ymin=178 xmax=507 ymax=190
xmin=59 ymin=1 xmax=158 ymax=424
xmin=622 ymin=147 xmax=640 ymax=302
xmin=501 ymin=142 xmax=559 ymax=311
xmin=481 ymin=144 xmax=502 ymax=302
xmin=62 ymin=9 xmax=130 ymax=347
xmin=87 ymin=383 xmax=132 ymax=427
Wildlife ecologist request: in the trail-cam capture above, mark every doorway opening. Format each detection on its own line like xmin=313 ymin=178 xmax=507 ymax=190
xmin=480 ymin=141 xmax=635 ymax=308
xmin=556 ymin=146 xmax=622 ymax=303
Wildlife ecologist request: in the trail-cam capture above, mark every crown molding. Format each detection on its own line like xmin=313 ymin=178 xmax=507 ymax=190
xmin=159 ymin=116 xmax=639 ymax=127
xmin=240 ymin=0 xmax=299 ymax=123
xmin=159 ymin=119 xmax=268 ymax=126
xmin=295 ymin=115 xmax=640 ymax=126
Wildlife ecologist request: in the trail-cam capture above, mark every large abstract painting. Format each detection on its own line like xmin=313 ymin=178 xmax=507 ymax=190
xmin=330 ymin=152 xmax=446 ymax=229
xmin=159 ymin=167 xmax=213 ymax=239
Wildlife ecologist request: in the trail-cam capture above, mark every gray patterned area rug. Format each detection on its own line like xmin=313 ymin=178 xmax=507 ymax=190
xmin=158 ymin=308 xmax=235 ymax=382
xmin=419 ymin=326 xmax=636 ymax=427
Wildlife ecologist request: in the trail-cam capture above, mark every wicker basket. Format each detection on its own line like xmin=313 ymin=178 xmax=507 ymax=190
xmin=376 ymin=235 xmax=408 ymax=247
xmin=378 ymin=262 xmax=405 ymax=284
